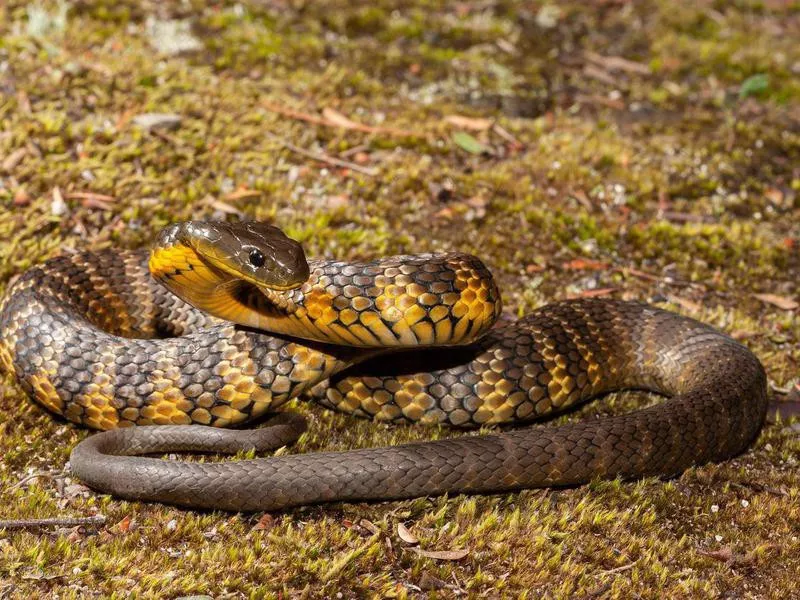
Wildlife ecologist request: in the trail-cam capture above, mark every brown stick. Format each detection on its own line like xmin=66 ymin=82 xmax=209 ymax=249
xmin=10 ymin=472 xmax=55 ymax=491
xmin=278 ymin=140 xmax=378 ymax=176
xmin=0 ymin=515 xmax=106 ymax=530
xmin=263 ymin=101 xmax=416 ymax=138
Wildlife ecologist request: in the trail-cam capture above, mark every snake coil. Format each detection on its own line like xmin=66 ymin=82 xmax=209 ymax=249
xmin=0 ymin=221 xmax=768 ymax=511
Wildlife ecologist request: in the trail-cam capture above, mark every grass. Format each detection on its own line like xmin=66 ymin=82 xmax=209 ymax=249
xmin=0 ymin=0 xmax=798 ymax=597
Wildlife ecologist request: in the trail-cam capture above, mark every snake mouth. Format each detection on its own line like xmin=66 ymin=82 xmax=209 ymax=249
xmin=185 ymin=253 xmax=301 ymax=323
xmin=198 ymin=251 xmax=305 ymax=292
xmin=150 ymin=221 xmax=310 ymax=329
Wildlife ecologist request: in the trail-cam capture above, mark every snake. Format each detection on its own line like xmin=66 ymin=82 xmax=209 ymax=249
xmin=0 ymin=221 xmax=768 ymax=512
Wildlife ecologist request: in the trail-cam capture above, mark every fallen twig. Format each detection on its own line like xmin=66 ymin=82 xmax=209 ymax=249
xmin=277 ymin=139 xmax=378 ymax=176
xmin=598 ymin=560 xmax=638 ymax=576
xmin=730 ymin=481 xmax=789 ymax=498
xmin=614 ymin=266 xmax=694 ymax=288
xmin=584 ymin=51 xmax=650 ymax=75
xmin=63 ymin=192 xmax=116 ymax=203
xmin=0 ymin=515 xmax=106 ymax=530
xmin=10 ymin=472 xmax=55 ymax=491
xmin=339 ymin=144 xmax=370 ymax=158
xmin=263 ymin=101 xmax=416 ymax=138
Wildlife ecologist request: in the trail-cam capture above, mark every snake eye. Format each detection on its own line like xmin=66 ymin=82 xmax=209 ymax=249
xmin=248 ymin=249 xmax=266 ymax=268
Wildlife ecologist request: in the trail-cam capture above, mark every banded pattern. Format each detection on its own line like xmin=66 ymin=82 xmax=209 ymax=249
xmin=69 ymin=298 xmax=767 ymax=512
xmin=0 ymin=250 xmax=351 ymax=429
xmin=0 ymin=227 xmax=769 ymax=512
xmin=316 ymin=303 xmax=631 ymax=426
xmin=0 ymin=246 xmax=502 ymax=431
xmin=150 ymin=238 xmax=501 ymax=350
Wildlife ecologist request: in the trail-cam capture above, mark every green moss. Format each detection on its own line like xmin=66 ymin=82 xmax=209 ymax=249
xmin=0 ymin=0 xmax=798 ymax=597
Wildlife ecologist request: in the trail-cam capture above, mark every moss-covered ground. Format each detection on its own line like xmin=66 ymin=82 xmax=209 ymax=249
xmin=0 ymin=1 xmax=798 ymax=597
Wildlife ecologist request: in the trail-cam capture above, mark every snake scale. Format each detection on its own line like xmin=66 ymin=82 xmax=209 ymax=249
xmin=0 ymin=221 xmax=768 ymax=511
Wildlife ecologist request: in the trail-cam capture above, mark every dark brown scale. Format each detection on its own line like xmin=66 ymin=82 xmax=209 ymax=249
xmin=0 ymin=247 xmax=769 ymax=512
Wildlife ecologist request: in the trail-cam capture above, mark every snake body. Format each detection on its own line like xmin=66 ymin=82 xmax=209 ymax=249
xmin=0 ymin=222 xmax=768 ymax=511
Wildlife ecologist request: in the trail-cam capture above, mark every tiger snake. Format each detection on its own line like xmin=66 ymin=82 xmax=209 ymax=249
xmin=0 ymin=221 xmax=768 ymax=511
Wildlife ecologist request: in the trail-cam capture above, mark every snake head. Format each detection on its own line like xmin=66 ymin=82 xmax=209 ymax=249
xmin=169 ymin=220 xmax=310 ymax=290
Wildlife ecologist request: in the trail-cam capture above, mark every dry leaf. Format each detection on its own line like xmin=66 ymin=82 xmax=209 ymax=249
xmin=585 ymin=51 xmax=650 ymax=75
xmin=264 ymin=102 xmax=414 ymax=138
xmin=209 ymin=200 xmax=243 ymax=216
xmin=116 ymin=515 xmax=133 ymax=533
xmin=325 ymin=194 xmax=350 ymax=210
xmin=252 ymin=513 xmax=275 ymax=532
xmin=67 ymin=527 xmax=85 ymax=543
xmin=699 ymin=546 xmax=733 ymax=563
xmin=445 ymin=115 xmax=493 ymax=131
xmin=764 ymin=187 xmax=784 ymax=205
xmin=397 ymin=522 xmax=418 ymax=545
xmin=353 ymin=152 xmax=371 ymax=165
xmin=623 ymin=267 xmax=660 ymax=282
xmin=81 ymin=197 xmax=115 ymax=211
xmin=526 ymin=263 xmax=546 ymax=274
xmin=730 ymin=330 xmax=757 ymax=340
xmin=223 ymin=188 xmax=262 ymax=201
xmin=753 ymin=293 xmax=798 ymax=311
xmin=562 ymin=259 xmax=610 ymax=271
xmin=321 ymin=107 xmax=362 ymax=130
xmin=65 ymin=191 xmax=116 ymax=202
xmin=13 ymin=188 xmax=30 ymax=207
xmin=359 ymin=519 xmax=380 ymax=535
xmin=569 ymin=189 xmax=593 ymax=209
xmin=576 ymin=288 xmax=616 ymax=298
xmin=62 ymin=482 xmax=90 ymax=499
xmin=412 ymin=548 xmax=469 ymax=561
